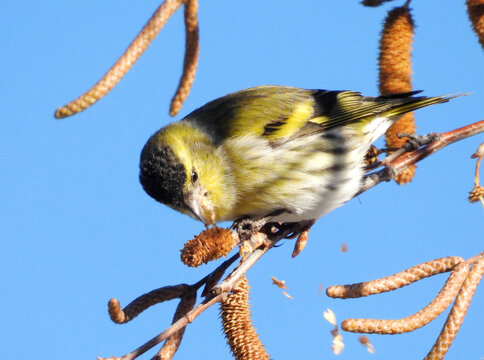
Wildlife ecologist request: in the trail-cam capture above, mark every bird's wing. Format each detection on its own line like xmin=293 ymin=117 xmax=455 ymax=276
xmin=187 ymin=85 xmax=443 ymax=145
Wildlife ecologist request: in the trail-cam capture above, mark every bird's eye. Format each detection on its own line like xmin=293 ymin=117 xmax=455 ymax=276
xmin=191 ymin=170 xmax=198 ymax=182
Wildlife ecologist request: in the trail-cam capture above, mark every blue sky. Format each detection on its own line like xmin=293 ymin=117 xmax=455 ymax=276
xmin=2 ymin=1 xmax=483 ymax=359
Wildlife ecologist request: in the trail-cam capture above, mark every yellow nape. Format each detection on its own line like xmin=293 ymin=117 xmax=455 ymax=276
xmin=158 ymin=122 xmax=212 ymax=180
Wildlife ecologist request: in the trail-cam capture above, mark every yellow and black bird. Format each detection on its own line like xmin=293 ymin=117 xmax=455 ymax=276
xmin=139 ymin=85 xmax=451 ymax=225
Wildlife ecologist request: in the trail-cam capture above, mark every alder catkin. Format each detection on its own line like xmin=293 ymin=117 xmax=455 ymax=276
xmin=378 ymin=5 xmax=416 ymax=184
xmin=180 ymin=226 xmax=237 ymax=267
xmin=220 ymin=276 xmax=270 ymax=360
xmin=467 ymin=0 xmax=484 ymax=50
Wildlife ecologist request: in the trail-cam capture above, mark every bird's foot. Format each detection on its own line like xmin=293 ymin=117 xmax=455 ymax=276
xmin=371 ymin=132 xmax=440 ymax=174
xmin=397 ymin=132 xmax=439 ymax=151
xmin=233 ymin=210 xmax=286 ymax=242
xmin=234 ymin=216 xmax=266 ymax=243
xmin=234 ymin=216 xmax=316 ymax=261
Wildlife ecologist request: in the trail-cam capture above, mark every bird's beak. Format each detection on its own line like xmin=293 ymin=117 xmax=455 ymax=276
xmin=185 ymin=197 xmax=208 ymax=224
xmin=184 ymin=188 xmax=214 ymax=225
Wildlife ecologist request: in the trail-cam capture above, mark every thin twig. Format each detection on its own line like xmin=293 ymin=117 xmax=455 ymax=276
xmin=152 ymin=291 xmax=197 ymax=360
xmin=359 ymin=119 xmax=484 ymax=195
xmin=120 ymin=294 xmax=223 ymax=360
xmin=110 ymin=224 xmax=300 ymax=360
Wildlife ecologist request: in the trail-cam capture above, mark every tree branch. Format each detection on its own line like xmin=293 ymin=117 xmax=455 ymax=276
xmin=359 ymin=119 xmax=484 ymax=194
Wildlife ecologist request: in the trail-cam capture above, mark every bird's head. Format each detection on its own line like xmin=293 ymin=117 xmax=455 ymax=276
xmin=139 ymin=122 xmax=235 ymax=225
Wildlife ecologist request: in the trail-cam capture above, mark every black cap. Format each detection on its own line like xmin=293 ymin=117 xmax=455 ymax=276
xmin=139 ymin=137 xmax=187 ymax=210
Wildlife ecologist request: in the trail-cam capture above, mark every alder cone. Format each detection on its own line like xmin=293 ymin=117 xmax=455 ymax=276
xmin=181 ymin=226 xmax=236 ymax=267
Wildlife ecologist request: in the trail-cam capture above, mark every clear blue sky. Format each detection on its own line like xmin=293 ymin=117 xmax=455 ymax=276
xmin=2 ymin=1 xmax=483 ymax=359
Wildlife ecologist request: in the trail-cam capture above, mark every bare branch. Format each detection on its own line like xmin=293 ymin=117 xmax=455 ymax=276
xmin=152 ymin=291 xmax=197 ymax=360
xmin=359 ymin=119 xmax=484 ymax=194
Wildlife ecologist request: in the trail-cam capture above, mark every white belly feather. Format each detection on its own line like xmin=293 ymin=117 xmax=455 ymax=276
xmin=223 ymin=117 xmax=393 ymax=222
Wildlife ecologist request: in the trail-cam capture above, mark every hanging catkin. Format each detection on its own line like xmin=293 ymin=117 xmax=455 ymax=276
xmin=379 ymin=5 xmax=416 ymax=184
xmin=467 ymin=0 xmax=484 ymax=50
xmin=220 ymin=276 xmax=270 ymax=360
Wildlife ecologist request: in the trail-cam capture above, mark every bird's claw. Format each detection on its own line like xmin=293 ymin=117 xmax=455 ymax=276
xmin=398 ymin=132 xmax=439 ymax=151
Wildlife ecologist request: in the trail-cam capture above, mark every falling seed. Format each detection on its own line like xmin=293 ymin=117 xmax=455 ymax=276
xmin=332 ymin=333 xmax=345 ymax=355
xmin=323 ymin=308 xmax=338 ymax=327
xmin=359 ymin=335 xmax=376 ymax=354
xmin=341 ymin=243 xmax=348 ymax=252
xmin=282 ymin=291 xmax=294 ymax=300
xmin=271 ymin=277 xmax=289 ymax=289
xmin=318 ymin=284 xmax=324 ymax=295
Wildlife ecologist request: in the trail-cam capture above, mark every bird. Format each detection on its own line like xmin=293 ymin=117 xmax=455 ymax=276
xmin=139 ymin=85 xmax=452 ymax=227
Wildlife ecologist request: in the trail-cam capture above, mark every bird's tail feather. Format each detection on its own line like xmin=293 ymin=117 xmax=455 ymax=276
xmin=382 ymin=93 xmax=464 ymax=119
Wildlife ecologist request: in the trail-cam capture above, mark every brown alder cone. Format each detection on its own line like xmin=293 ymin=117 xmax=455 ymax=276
xmin=220 ymin=276 xmax=270 ymax=360
xmin=379 ymin=5 xmax=416 ymax=184
xmin=180 ymin=226 xmax=237 ymax=267
xmin=467 ymin=0 xmax=484 ymax=50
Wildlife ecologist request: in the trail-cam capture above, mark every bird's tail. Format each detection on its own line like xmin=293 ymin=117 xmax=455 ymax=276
xmin=377 ymin=91 xmax=464 ymax=119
